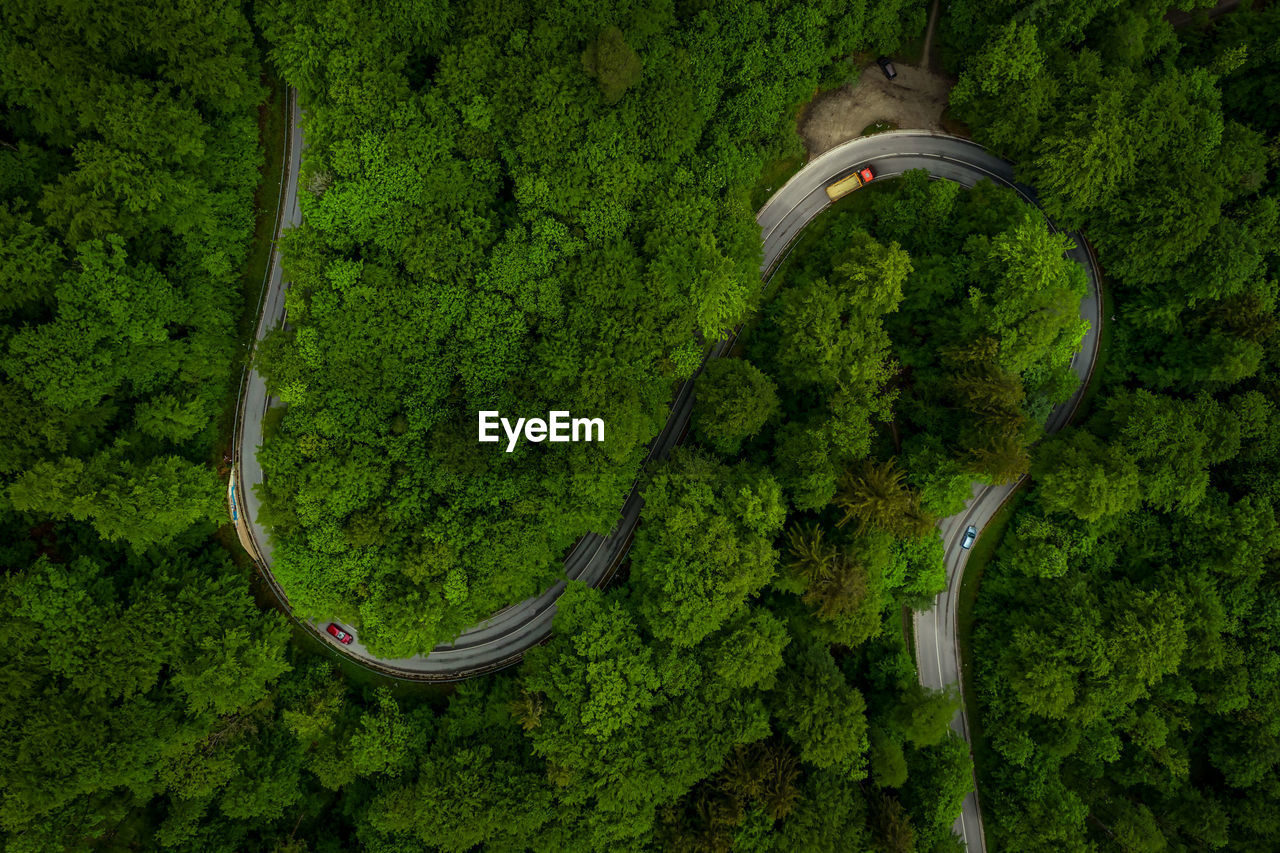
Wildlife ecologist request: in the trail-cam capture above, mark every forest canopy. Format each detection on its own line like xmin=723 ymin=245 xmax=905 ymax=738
xmin=3 ymin=0 xmax=1280 ymax=851
xmin=0 ymin=0 xmax=295 ymax=847
xmin=252 ymin=0 xmax=924 ymax=654
xmin=0 ymin=0 xmax=262 ymax=548
xmin=945 ymin=1 xmax=1280 ymax=849
xmin=742 ymin=172 xmax=1087 ymax=535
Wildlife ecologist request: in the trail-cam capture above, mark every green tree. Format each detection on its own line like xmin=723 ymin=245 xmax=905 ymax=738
xmin=631 ymin=449 xmax=786 ymax=647
xmin=0 ymin=544 xmax=290 ymax=846
xmin=10 ymin=451 xmax=221 ymax=550
xmin=835 ymin=459 xmax=934 ymax=539
xmin=773 ymin=640 xmax=870 ymax=779
xmin=581 ymin=26 xmax=643 ymax=104
xmin=1033 ymin=431 xmax=1142 ymax=522
xmin=774 ymin=769 xmax=873 ymax=852
xmin=364 ymin=683 xmax=554 ymax=852
xmin=692 ymin=357 xmax=779 ymax=456
xmin=520 ymin=584 xmax=786 ymax=848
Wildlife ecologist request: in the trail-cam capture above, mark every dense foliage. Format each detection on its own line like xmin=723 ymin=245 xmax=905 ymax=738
xmin=751 ymin=175 xmax=1087 ymax=519
xmin=2 ymin=1 xmax=980 ymax=850
xmin=251 ymin=0 xmax=924 ymax=654
xmin=2 ymin=185 xmax=977 ymax=850
xmin=7 ymin=0 xmax=1279 ymax=850
xmin=0 ymin=0 xmax=262 ymax=547
xmin=950 ymin=2 xmax=1280 ymax=850
xmin=0 ymin=1 xmax=297 ymax=848
xmin=0 ymin=531 xmax=293 ymax=849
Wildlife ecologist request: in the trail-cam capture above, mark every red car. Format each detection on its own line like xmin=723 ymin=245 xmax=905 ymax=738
xmin=326 ymin=623 xmax=354 ymax=645
xmin=858 ymin=166 xmax=875 ymax=183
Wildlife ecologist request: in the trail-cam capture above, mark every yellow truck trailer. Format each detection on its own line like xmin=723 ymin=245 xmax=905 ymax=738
xmin=824 ymin=166 xmax=876 ymax=201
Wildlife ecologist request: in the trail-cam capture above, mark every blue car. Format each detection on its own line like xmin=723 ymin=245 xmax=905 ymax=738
xmin=961 ymin=525 xmax=978 ymax=550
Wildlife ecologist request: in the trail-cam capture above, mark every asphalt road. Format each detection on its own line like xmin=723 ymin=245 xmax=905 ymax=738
xmin=775 ymin=134 xmax=1102 ymax=853
xmin=231 ymin=109 xmax=1102 ymax=847
xmin=231 ymin=89 xmax=300 ymax=577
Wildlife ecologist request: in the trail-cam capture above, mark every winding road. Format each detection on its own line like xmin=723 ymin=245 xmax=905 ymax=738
xmin=765 ymin=134 xmax=1103 ymax=850
xmin=230 ymin=96 xmax=1101 ymax=850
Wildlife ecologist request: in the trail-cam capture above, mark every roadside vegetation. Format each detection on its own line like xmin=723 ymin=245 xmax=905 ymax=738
xmin=0 ymin=3 xmax=263 ymax=548
xmin=250 ymin=0 xmax=925 ymax=655
xmin=3 ymin=0 xmax=1279 ymax=851
xmin=0 ymin=1 xmax=295 ymax=847
xmin=945 ymin=1 xmax=1280 ymax=849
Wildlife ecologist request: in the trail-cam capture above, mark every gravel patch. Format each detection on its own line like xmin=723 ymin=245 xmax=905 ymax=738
xmin=799 ymin=63 xmax=953 ymax=158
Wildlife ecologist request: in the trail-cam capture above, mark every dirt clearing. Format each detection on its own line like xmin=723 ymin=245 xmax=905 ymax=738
xmin=799 ymin=63 xmax=952 ymax=158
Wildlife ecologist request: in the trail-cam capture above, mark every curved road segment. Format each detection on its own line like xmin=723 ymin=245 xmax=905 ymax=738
xmin=764 ymin=134 xmax=1103 ymax=850
xmin=232 ymin=98 xmax=1101 ymax=850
